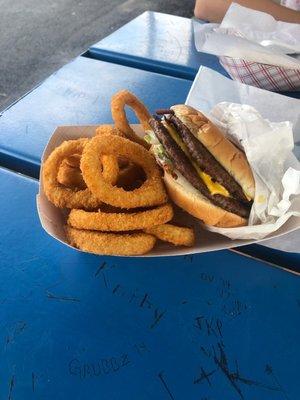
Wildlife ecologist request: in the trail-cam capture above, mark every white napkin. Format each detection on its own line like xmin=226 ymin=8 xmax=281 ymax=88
xmin=221 ymin=3 xmax=300 ymax=53
xmin=193 ymin=3 xmax=300 ymax=70
xmin=186 ymin=67 xmax=300 ymax=252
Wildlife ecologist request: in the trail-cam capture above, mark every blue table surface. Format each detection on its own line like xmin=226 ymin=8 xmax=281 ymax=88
xmin=1 ymin=167 xmax=300 ymax=400
xmin=88 ymin=11 xmax=300 ymax=100
xmin=0 ymin=56 xmax=191 ymax=178
xmin=236 ymin=244 xmax=300 ymax=273
xmin=88 ymin=11 xmax=229 ymax=80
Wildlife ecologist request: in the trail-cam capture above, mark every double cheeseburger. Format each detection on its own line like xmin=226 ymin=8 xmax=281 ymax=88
xmin=146 ymin=105 xmax=255 ymax=227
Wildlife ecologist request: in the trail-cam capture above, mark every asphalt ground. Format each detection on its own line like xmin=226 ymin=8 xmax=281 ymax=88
xmin=0 ymin=0 xmax=194 ymax=110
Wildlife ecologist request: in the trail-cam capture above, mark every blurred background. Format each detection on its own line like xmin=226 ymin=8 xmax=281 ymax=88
xmin=0 ymin=0 xmax=194 ymax=110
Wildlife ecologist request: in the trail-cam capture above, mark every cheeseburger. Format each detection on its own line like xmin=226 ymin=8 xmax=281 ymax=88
xmin=145 ymin=105 xmax=255 ymax=227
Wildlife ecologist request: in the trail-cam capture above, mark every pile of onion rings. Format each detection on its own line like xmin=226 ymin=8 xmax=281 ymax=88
xmin=41 ymin=90 xmax=195 ymax=255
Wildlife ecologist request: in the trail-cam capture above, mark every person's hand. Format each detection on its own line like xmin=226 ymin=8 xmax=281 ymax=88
xmin=194 ymin=0 xmax=300 ymax=23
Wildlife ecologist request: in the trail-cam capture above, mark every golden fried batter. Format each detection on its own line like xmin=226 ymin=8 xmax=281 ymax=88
xmin=67 ymin=204 xmax=173 ymax=231
xmin=144 ymin=224 xmax=195 ymax=246
xmin=80 ymin=134 xmax=167 ymax=208
xmin=43 ymin=139 xmax=101 ymax=209
xmin=66 ymin=226 xmax=156 ymax=256
xmin=111 ymin=90 xmax=151 ymax=148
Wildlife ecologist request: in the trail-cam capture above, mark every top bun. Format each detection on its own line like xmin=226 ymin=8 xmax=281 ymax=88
xmin=170 ymin=104 xmax=255 ymax=200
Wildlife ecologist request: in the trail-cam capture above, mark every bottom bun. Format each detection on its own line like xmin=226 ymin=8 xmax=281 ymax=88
xmin=164 ymin=172 xmax=247 ymax=228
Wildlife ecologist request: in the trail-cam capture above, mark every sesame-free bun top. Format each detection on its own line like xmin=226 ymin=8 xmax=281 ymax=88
xmin=170 ymin=104 xmax=255 ymax=201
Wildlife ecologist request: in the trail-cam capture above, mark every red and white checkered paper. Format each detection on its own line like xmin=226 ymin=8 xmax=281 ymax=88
xmin=219 ymin=56 xmax=300 ymax=92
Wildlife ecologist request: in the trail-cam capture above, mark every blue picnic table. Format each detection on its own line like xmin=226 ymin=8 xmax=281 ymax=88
xmin=0 ymin=56 xmax=191 ymax=178
xmin=88 ymin=11 xmax=229 ymax=80
xmin=0 ymin=10 xmax=299 ymax=400
xmin=1 ymin=167 xmax=300 ymax=400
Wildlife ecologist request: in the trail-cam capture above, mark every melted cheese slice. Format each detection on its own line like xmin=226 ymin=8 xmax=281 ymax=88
xmin=163 ymin=122 xmax=230 ymax=197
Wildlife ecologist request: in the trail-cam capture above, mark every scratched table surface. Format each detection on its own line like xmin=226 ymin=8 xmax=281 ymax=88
xmin=0 ymin=55 xmax=191 ymax=178
xmin=88 ymin=11 xmax=229 ymax=80
xmin=1 ymin=167 xmax=300 ymax=400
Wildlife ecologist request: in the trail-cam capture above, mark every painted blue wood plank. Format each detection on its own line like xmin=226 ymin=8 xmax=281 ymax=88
xmin=88 ymin=11 xmax=300 ymax=101
xmin=88 ymin=11 xmax=229 ymax=80
xmin=0 ymin=56 xmax=191 ymax=177
xmin=1 ymin=167 xmax=300 ymax=400
xmin=235 ymin=244 xmax=300 ymax=273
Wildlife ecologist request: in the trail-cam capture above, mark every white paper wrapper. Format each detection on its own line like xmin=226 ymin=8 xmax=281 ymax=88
xmin=186 ymin=67 xmax=300 ymax=252
xmin=220 ymin=3 xmax=300 ymax=54
xmin=193 ymin=3 xmax=300 ymax=70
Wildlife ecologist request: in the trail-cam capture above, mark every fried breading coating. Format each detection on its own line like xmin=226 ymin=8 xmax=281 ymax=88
xmin=111 ymin=90 xmax=151 ymax=148
xmin=144 ymin=224 xmax=195 ymax=246
xmin=80 ymin=134 xmax=167 ymax=208
xmin=67 ymin=203 xmax=173 ymax=231
xmin=66 ymin=226 xmax=156 ymax=256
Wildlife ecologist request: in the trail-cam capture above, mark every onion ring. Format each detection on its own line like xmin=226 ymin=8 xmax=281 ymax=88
xmin=95 ymin=125 xmax=122 ymax=185
xmin=66 ymin=226 xmax=156 ymax=256
xmin=63 ymin=154 xmax=81 ymax=168
xmin=95 ymin=124 xmax=124 ymax=137
xmin=67 ymin=203 xmax=173 ymax=231
xmin=111 ymin=90 xmax=151 ymax=148
xmin=80 ymin=134 xmax=167 ymax=208
xmin=57 ymin=161 xmax=86 ymax=189
xmin=57 ymin=153 xmax=119 ymax=189
xmin=117 ymin=162 xmax=146 ymax=190
xmin=95 ymin=125 xmax=128 ymax=182
xmin=43 ymin=139 xmax=119 ymax=209
xmin=43 ymin=139 xmax=101 ymax=209
xmin=101 ymin=154 xmax=119 ymax=185
xmin=144 ymin=224 xmax=195 ymax=247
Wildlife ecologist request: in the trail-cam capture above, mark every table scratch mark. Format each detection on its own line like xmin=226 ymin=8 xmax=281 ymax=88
xmin=194 ymin=367 xmax=216 ymax=386
xmin=158 ymin=371 xmax=175 ymax=400
xmin=213 ymin=343 xmax=280 ymax=399
xmin=95 ymin=261 xmax=107 ymax=277
xmin=102 ymin=272 xmax=108 ymax=289
xmin=112 ymin=284 xmax=121 ymax=294
xmin=214 ymin=344 xmax=245 ymax=399
xmin=8 ymin=375 xmax=14 ymax=400
xmin=200 ymin=345 xmax=213 ymax=358
xmin=111 ymin=283 xmax=166 ymax=329
xmin=183 ymin=255 xmax=193 ymax=263
xmin=46 ymin=291 xmax=80 ymax=302
xmin=20 ymin=256 xmax=39 ymax=264
xmin=32 ymin=372 xmax=35 ymax=393
xmin=265 ymin=365 xmax=290 ymax=400
xmin=165 ymin=31 xmax=182 ymax=61
xmin=17 ymin=322 xmax=26 ymax=333
xmin=194 ymin=316 xmax=223 ymax=339
xmin=150 ymin=310 xmax=166 ymax=329
xmin=17 ymin=257 xmax=40 ymax=267
xmin=45 ymin=280 xmax=64 ymax=291
xmin=6 ymin=321 xmax=27 ymax=347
